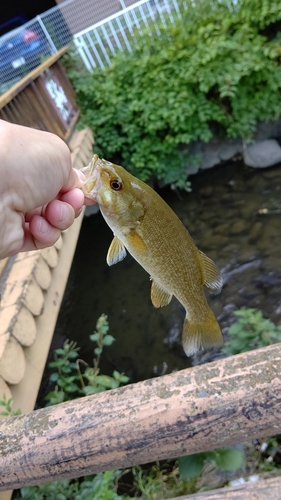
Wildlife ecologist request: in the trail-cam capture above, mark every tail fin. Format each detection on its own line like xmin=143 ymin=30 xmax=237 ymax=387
xmin=182 ymin=314 xmax=223 ymax=357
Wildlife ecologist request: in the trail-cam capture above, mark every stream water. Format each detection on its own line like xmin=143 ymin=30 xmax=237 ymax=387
xmin=52 ymin=160 xmax=281 ymax=383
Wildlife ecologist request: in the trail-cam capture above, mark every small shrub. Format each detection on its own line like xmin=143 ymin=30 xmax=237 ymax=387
xmin=19 ymin=471 xmax=127 ymax=500
xmin=222 ymin=308 xmax=281 ymax=355
xmin=45 ymin=314 xmax=129 ymax=406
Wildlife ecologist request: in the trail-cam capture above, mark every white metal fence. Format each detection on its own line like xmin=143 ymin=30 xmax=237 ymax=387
xmin=73 ymin=0 xmax=183 ymax=71
xmin=0 ymin=0 xmax=183 ymax=93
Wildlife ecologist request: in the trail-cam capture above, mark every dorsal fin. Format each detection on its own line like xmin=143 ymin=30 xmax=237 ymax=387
xmin=198 ymin=250 xmax=223 ymax=295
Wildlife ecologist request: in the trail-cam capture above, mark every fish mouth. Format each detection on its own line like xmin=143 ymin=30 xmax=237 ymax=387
xmin=81 ymin=154 xmax=101 ymax=201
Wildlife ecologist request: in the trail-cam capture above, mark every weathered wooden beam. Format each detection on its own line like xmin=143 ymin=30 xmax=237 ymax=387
xmin=172 ymin=475 xmax=281 ymax=499
xmin=1 ymin=343 xmax=281 ymax=491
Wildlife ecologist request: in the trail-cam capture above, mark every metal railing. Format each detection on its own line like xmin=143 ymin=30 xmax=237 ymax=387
xmin=73 ymin=0 xmax=183 ymax=71
xmin=0 ymin=0 xmax=184 ymax=93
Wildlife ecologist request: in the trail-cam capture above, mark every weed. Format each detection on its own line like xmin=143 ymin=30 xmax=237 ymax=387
xmin=0 ymin=394 xmax=21 ymax=417
xmin=222 ymin=308 xmax=281 ymax=355
xmin=44 ymin=314 xmax=129 ymax=406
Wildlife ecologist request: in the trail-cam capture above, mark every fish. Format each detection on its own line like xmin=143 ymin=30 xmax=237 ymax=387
xmin=81 ymin=155 xmax=223 ymax=357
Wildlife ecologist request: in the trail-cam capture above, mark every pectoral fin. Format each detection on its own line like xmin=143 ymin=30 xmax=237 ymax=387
xmin=199 ymin=250 xmax=223 ymax=295
xmin=107 ymin=236 xmax=127 ymax=266
xmin=126 ymin=232 xmax=147 ymax=253
xmin=150 ymin=279 xmax=172 ymax=308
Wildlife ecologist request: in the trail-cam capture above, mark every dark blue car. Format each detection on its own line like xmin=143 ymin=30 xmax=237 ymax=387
xmin=0 ymin=17 xmax=51 ymax=89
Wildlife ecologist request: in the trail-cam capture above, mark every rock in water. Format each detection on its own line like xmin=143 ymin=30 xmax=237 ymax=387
xmin=244 ymin=139 xmax=281 ymax=168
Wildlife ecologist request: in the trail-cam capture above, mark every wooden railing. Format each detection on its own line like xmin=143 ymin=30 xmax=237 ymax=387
xmin=1 ymin=342 xmax=281 ymax=494
xmin=0 ymin=47 xmax=79 ymax=141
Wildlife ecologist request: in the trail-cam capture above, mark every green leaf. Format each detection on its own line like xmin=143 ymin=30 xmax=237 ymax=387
xmin=67 ymin=351 xmax=79 ymax=359
xmin=113 ymin=371 xmax=130 ymax=384
xmin=95 ymin=375 xmax=115 ymax=389
xmin=83 ymin=385 xmax=105 ymax=395
xmin=49 ymin=372 xmax=59 ymax=382
xmin=102 ymin=335 xmax=115 ymax=346
xmin=215 ymin=448 xmax=244 ymax=471
xmin=89 ymin=333 xmax=100 ymax=342
xmin=178 ymin=454 xmax=205 ymax=479
xmin=94 ymin=347 xmax=103 ymax=356
xmin=54 ymin=348 xmax=67 ymax=356
xmin=228 ymin=323 xmax=243 ymax=335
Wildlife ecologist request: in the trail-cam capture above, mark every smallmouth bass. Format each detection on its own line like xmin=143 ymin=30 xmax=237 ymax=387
xmin=82 ymin=155 xmax=223 ymax=357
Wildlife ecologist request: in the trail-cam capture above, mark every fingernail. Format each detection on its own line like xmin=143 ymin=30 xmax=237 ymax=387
xmin=76 ymin=206 xmax=83 ymax=217
xmin=60 ymin=204 xmax=69 ymax=223
xmin=39 ymin=218 xmax=51 ymax=234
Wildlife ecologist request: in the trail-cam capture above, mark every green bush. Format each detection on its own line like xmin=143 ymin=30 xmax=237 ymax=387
xmin=69 ymin=0 xmax=281 ymax=187
xmin=20 ymin=471 xmax=126 ymax=500
xmin=44 ymin=314 xmax=129 ymax=406
xmin=222 ymin=308 xmax=281 ymax=355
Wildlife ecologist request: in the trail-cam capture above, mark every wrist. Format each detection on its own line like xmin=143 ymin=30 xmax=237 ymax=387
xmin=0 ymin=121 xmax=13 ymax=193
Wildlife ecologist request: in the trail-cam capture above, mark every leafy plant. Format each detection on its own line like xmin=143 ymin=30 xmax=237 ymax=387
xmin=67 ymin=0 xmax=281 ymax=187
xmin=20 ymin=471 xmax=127 ymax=500
xmin=222 ymin=308 xmax=281 ymax=355
xmin=0 ymin=394 xmax=21 ymax=417
xmin=131 ymin=463 xmax=197 ymax=498
xmin=44 ymin=340 xmax=80 ymax=405
xmin=45 ymin=314 xmax=129 ymax=406
xmin=178 ymin=448 xmax=244 ymax=480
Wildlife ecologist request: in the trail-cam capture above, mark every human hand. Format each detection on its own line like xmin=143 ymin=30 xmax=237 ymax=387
xmin=0 ymin=120 xmax=94 ymax=259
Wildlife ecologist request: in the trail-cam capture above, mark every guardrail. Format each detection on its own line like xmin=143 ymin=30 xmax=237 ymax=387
xmin=1 ymin=342 xmax=281 ymax=494
xmin=0 ymin=47 xmax=80 ymax=141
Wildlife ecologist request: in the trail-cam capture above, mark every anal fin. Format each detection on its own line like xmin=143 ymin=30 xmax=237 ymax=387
xmin=151 ymin=279 xmax=172 ymax=308
xmin=107 ymin=236 xmax=127 ymax=266
xmin=199 ymin=250 xmax=223 ymax=295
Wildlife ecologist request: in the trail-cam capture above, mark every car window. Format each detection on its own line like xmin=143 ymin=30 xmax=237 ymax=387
xmin=0 ymin=16 xmax=28 ymax=37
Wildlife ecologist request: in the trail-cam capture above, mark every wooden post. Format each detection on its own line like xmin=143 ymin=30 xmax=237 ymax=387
xmin=1 ymin=343 xmax=281 ymax=491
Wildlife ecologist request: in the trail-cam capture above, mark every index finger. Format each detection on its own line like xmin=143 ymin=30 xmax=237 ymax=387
xmin=60 ymin=168 xmax=85 ymax=193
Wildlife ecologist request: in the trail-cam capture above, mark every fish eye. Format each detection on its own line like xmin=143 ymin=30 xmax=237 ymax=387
xmin=110 ymin=179 xmax=123 ymax=191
